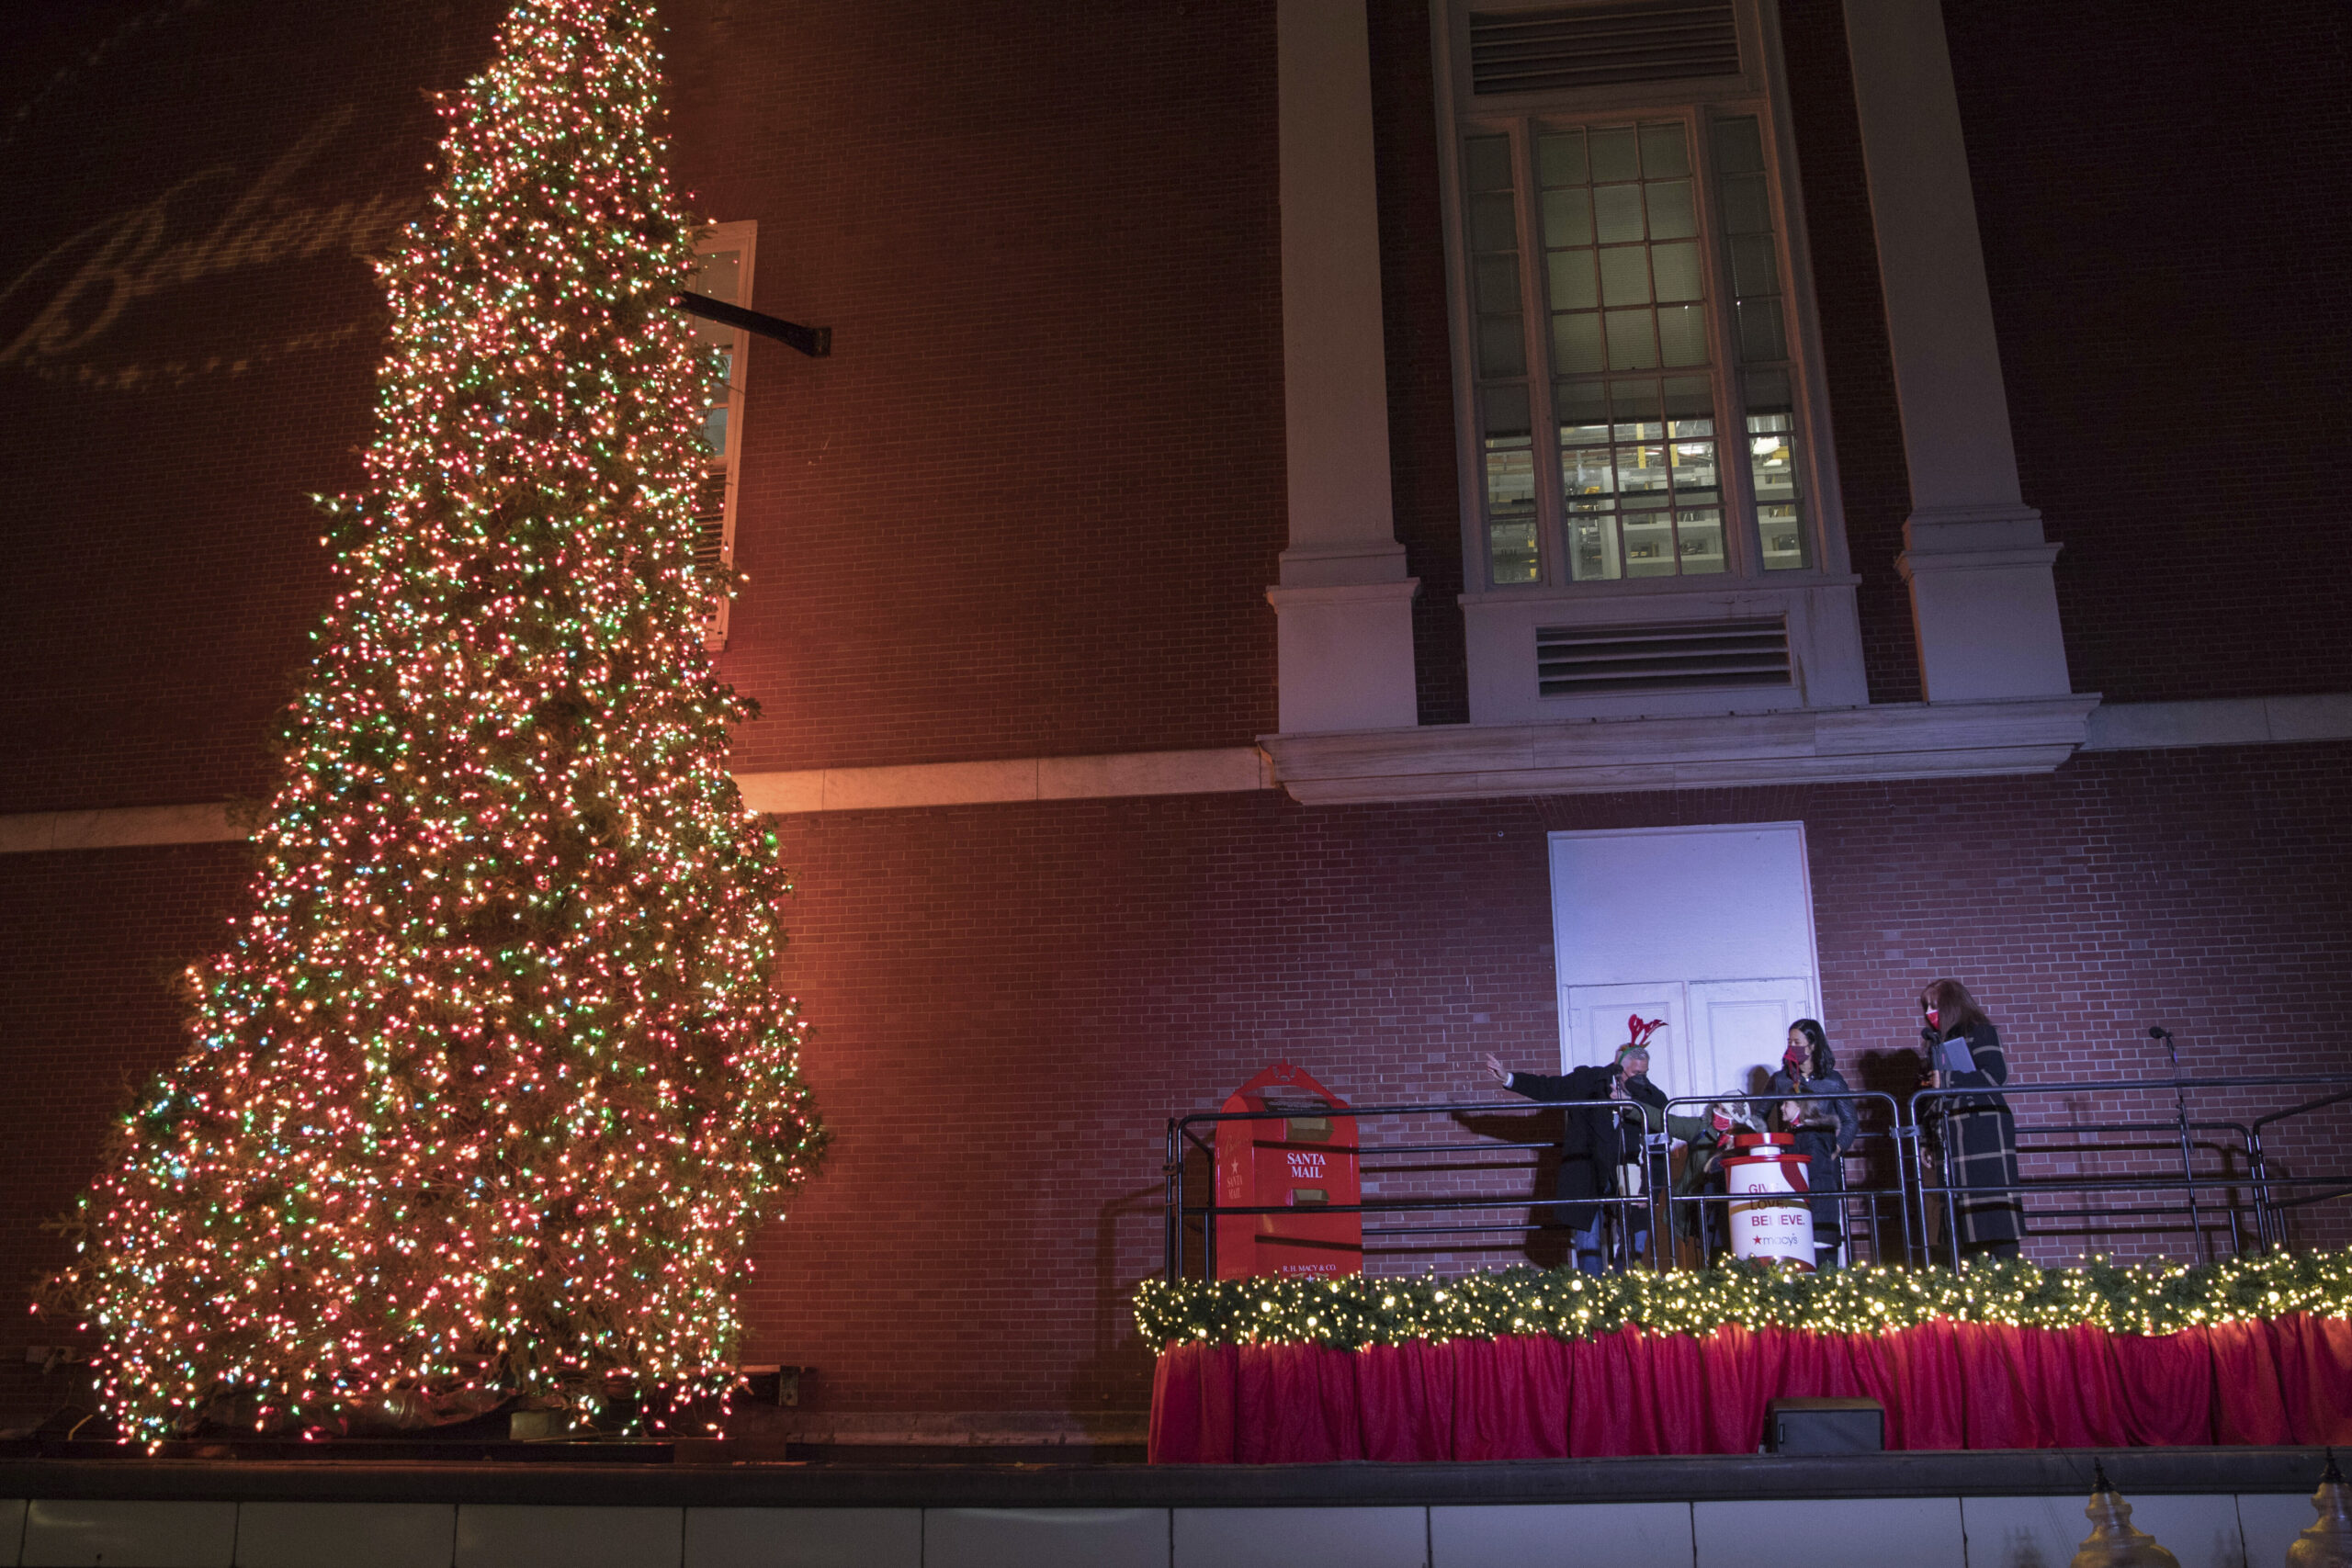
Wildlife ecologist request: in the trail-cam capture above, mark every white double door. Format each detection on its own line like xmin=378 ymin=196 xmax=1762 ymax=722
xmin=1564 ymin=978 xmax=1816 ymax=1111
xmin=1550 ymin=823 xmax=1826 ymax=1115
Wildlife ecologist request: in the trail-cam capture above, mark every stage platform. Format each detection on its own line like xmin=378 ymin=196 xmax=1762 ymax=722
xmin=0 ymin=1446 xmax=2333 ymax=1567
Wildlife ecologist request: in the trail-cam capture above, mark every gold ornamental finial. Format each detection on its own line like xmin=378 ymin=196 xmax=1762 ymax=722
xmin=2287 ymin=1450 xmax=2352 ymax=1568
xmin=2069 ymin=1461 xmax=2181 ymax=1568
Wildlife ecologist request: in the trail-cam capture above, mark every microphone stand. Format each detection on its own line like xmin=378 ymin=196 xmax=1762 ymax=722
xmin=2151 ymin=1027 xmax=2206 ymax=1262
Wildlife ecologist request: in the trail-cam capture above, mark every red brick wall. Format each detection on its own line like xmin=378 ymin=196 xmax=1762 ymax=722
xmin=0 ymin=0 xmax=1288 ymax=818
xmin=4 ymin=746 xmax=2346 ymax=1425
xmin=1944 ymin=0 xmax=2352 ymax=704
xmin=734 ymin=741 xmax=2352 ymax=1416
xmin=0 ymin=1 xmax=508 ymax=817
xmin=680 ymin=0 xmax=1288 ymax=773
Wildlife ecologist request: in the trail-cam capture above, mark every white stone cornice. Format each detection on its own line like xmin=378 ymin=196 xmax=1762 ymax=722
xmin=1259 ymin=695 xmax=2104 ymax=805
xmin=0 ymin=802 xmax=243 ymax=854
xmin=734 ymin=748 xmax=1273 ymax=814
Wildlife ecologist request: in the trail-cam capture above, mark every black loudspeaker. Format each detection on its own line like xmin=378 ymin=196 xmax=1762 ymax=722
xmin=1765 ymin=1396 xmax=1885 ymax=1453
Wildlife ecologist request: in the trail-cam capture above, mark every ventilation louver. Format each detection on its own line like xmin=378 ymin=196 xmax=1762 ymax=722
xmin=1538 ymin=615 xmax=1790 ymax=696
xmin=1469 ymin=3 xmax=1739 ymax=96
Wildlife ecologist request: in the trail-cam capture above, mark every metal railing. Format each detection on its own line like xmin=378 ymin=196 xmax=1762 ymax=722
xmin=1162 ymin=1072 xmax=2352 ymax=1281
xmin=1163 ymin=1098 xmax=1659 ymax=1282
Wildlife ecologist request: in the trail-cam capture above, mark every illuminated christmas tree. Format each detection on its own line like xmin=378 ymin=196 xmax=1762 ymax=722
xmin=43 ymin=0 xmax=822 ymax=1443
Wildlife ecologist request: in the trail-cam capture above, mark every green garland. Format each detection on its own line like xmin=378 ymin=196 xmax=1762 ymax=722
xmin=1134 ymin=1250 xmax=2352 ymax=1350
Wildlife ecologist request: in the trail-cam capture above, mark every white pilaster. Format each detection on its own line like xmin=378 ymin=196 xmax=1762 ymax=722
xmin=1271 ymin=0 xmax=1418 ymax=734
xmin=1843 ymin=0 xmax=2073 ymax=702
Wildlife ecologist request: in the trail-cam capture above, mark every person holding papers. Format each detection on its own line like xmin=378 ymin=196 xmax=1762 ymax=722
xmin=1917 ymin=977 xmax=2024 ymax=1259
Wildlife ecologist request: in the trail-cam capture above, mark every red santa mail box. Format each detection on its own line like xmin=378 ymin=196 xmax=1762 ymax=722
xmin=1214 ymin=1062 xmax=1363 ymax=1280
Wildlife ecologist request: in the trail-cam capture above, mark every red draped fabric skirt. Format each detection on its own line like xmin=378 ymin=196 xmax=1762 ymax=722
xmin=1146 ymin=1314 xmax=2352 ymax=1462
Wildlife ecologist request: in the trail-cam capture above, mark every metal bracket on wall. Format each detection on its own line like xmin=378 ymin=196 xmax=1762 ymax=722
xmin=674 ymin=291 xmax=831 ymax=357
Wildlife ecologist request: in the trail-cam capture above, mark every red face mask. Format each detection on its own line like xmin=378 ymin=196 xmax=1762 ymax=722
xmin=1925 ymin=1008 xmax=1941 ymax=1029
xmin=1783 ymin=1046 xmax=1806 ymax=1071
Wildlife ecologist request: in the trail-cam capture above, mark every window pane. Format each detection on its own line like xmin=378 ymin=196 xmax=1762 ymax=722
xmin=1542 ymin=187 xmax=1594 ymax=248
xmin=1555 ymin=378 xmax=1610 ymax=441
xmin=1736 ymin=296 xmax=1787 ymax=364
xmin=1669 ymin=438 xmax=1718 ymax=508
xmin=1547 ymin=250 xmax=1599 ymax=310
xmin=1638 ymin=122 xmax=1690 ymax=177
xmin=1730 ymin=232 xmax=1779 ymax=297
xmin=1617 ymin=445 xmax=1670 ymax=506
xmin=1758 ymin=504 xmax=1805 ymax=570
xmin=1476 ymin=255 xmax=1521 ymax=313
xmin=1569 ymin=509 xmax=1620 ymax=581
xmin=1466 ymin=134 xmax=1513 ymax=192
xmin=1713 ymin=115 xmax=1766 ymax=175
xmin=1479 ymin=314 xmax=1527 ymax=378
xmin=1589 ymin=126 xmax=1639 ymax=182
xmin=1483 ymin=385 xmax=1537 ymax=585
xmin=1562 ymin=443 xmax=1614 ymax=498
xmin=1662 ymin=375 xmax=1714 ymax=434
xmin=1593 ymin=185 xmax=1645 ymax=244
xmin=1720 ymin=172 xmax=1770 ymax=235
xmin=1471 ymin=192 xmax=1519 ymax=253
xmin=1745 ymin=370 xmax=1808 ymax=570
xmin=700 ymin=403 xmax=728 ymax=457
xmin=1554 ymin=312 xmax=1605 ymax=373
xmin=1537 ymin=129 xmax=1588 ymax=187
xmin=1487 ymin=456 xmax=1540 ymax=584
xmin=1711 ymin=115 xmax=1812 ymax=572
xmin=1485 ymin=382 xmax=1532 ymax=438
xmin=1645 ymin=179 xmax=1697 ymax=241
xmin=1676 ymin=509 xmax=1726 ymax=573
xmin=1652 ymin=241 xmax=1702 ymax=302
xmin=1604 ymin=308 xmax=1659 ymax=369
xmin=1599 ymin=247 xmax=1652 ymax=307
xmin=1658 ymin=303 xmax=1709 ymax=367
xmin=1611 ymin=378 xmax=1662 ymax=436
xmin=1623 ymin=513 xmax=1674 ymax=575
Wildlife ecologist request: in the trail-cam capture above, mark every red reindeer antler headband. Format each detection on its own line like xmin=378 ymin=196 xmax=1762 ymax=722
xmin=1624 ymin=1014 xmax=1664 ymax=1050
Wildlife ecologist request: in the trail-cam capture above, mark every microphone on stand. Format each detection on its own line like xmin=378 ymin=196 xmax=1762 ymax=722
xmin=2147 ymin=1026 xmax=2173 ymax=1041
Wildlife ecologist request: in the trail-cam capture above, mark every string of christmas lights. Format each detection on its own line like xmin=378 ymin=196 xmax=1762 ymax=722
xmin=1133 ymin=1250 xmax=2352 ymax=1350
xmin=40 ymin=0 xmax=822 ymax=1446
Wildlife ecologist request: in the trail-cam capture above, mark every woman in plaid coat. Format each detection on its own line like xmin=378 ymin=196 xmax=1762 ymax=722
xmin=1917 ymin=977 xmax=2024 ymax=1259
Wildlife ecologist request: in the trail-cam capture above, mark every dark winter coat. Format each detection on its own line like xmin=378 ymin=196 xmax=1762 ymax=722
xmin=1919 ymin=1021 xmax=2024 ymax=1250
xmin=1766 ymin=1039 xmax=1857 ymax=1247
xmin=1505 ymin=1066 xmax=1638 ymax=1234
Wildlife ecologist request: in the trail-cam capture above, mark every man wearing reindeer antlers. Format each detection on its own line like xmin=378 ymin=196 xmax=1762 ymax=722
xmin=1482 ymin=1015 xmax=1667 ymax=1276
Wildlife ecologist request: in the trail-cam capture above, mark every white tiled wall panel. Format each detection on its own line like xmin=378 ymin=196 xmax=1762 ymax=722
xmin=2235 ymin=1492 xmax=2320 ymax=1568
xmin=235 ymin=1502 xmax=455 ymax=1568
xmin=1962 ymin=1493 xmax=2245 ymax=1568
xmin=1431 ymin=1502 xmax=1692 ymax=1568
xmin=925 ymin=1508 xmax=1167 ymax=1568
xmin=22 ymin=1500 xmax=238 ymax=1568
xmin=1174 ymin=1506 xmax=1426 ymax=1568
xmin=453 ymin=1504 xmax=682 ymax=1568
xmin=1694 ymin=1495 xmax=1963 ymax=1568
xmin=684 ymin=1507 xmax=922 ymax=1568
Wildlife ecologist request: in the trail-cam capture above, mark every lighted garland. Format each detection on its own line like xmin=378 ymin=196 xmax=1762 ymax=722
xmin=1135 ymin=1249 xmax=2352 ymax=1350
xmin=40 ymin=0 xmax=822 ymax=1444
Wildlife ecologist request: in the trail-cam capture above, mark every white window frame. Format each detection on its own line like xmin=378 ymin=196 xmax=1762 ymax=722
xmin=692 ymin=220 xmax=757 ymax=651
xmin=1432 ymin=1 xmax=1866 ymax=725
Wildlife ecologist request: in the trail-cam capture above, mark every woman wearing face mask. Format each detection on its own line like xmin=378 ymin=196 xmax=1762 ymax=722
xmin=1917 ymin=977 xmax=2024 ymax=1260
xmin=1764 ymin=1019 xmax=1857 ymax=1270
